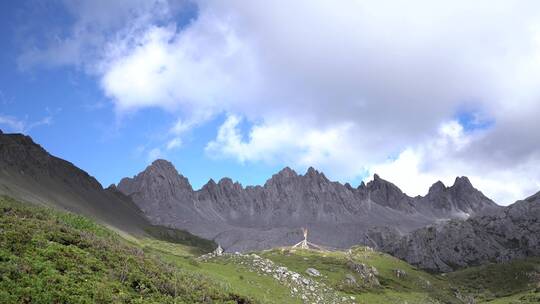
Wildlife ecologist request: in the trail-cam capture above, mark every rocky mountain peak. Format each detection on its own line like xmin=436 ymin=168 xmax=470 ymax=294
xmin=358 ymin=181 xmax=367 ymax=190
xmin=201 ymin=178 xmax=217 ymax=189
xmin=306 ymin=166 xmax=317 ymax=175
xmin=428 ymin=181 xmax=446 ymax=194
xmin=420 ymin=175 xmax=498 ymax=216
xmin=366 ymin=174 xmax=402 ymax=193
xmin=0 ymin=132 xmax=102 ymax=191
xmin=217 ymin=177 xmax=243 ymax=191
xmin=304 ymin=166 xmax=328 ymax=181
xmin=365 ymin=174 xmax=414 ymax=212
xmin=452 ymin=176 xmax=473 ymax=190
xmin=277 ymin=166 xmax=298 ymax=178
xmin=218 ymin=177 xmax=233 ymax=186
xmin=117 ymin=159 xmax=193 ymax=197
xmin=146 ymin=159 xmax=181 ymax=178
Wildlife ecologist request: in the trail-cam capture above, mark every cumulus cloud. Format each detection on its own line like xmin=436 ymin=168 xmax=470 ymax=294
xmin=205 ymin=114 xmax=371 ymax=179
xmin=22 ymin=0 xmax=540 ymax=204
xmin=17 ymin=0 xmax=175 ymax=71
xmin=369 ymin=120 xmax=540 ymax=205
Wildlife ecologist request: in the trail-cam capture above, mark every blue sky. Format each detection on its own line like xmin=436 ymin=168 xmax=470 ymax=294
xmin=0 ymin=1 xmax=284 ymax=189
xmin=1 ymin=1 xmax=540 ymax=204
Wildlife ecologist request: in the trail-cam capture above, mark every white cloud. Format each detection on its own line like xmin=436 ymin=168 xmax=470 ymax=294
xmin=368 ymin=120 xmax=540 ymax=205
xmin=22 ymin=0 xmax=540 ymax=204
xmin=0 ymin=114 xmax=53 ymax=133
xmin=206 ymin=114 xmax=368 ymax=179
xmin=17 ymin=0 xmax=175 ymax=72
xmin=0 ymin=115 xmax=26 ymax=133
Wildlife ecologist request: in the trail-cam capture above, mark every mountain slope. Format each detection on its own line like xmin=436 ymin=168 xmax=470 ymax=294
xmin=447 ymin=256 xmax=540 ymax=303
xmin=374 ymin=192 xmax=540 ymax=272
xmin=2 ymin=194 xmax=538 ymax=304
xmin=416 ymin=177 xmax=499 ymax=219
xmin=0 ymin=195 xmax=249 ymax=303
xmin=0 ymin=132 xmax=216 ymax=252
xmin=0 ymin=132 xmax=150 ymax=235
xmin=118 ymin=159 xmax=499 ymax=252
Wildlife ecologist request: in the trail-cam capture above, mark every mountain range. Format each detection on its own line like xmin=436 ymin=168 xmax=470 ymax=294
xmin=1 ymin=130 xmax=538 ymax=272
xmin=116 ymin=159 xmax=500 ymax=253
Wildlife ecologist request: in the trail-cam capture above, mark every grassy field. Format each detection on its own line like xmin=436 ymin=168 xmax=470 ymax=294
xmin=445 ymin=257 xmax=540 ymax=303
xmin=0 ymin=196 xmax=247 ymax=303
xmin=0 ymin=195 xmax=538 ymax=304
xmin=259 ymin=247 xmax=462 ymax=304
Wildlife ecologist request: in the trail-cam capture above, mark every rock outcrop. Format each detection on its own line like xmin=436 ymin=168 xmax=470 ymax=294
xmin=417 ymin=177 xmax=499 ymax=219
xmin=375 ymin=192 xmax=540 ymax=272
xmin=200 ymin=252 xmax=355 ymax=304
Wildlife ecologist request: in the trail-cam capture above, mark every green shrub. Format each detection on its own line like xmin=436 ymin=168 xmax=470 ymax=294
xmin=0 ymin=196 xmax=249 ymax=304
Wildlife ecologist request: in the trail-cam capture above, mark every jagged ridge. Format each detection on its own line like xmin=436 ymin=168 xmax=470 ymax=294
xmin=117 ymin=159 xmax=499 ymax=252
xmin=372 ymin=193 xmax=540 ymax=272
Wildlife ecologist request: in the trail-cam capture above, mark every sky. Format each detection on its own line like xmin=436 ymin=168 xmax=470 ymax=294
xmin=1 ymin=0 xmax=540 ymax=205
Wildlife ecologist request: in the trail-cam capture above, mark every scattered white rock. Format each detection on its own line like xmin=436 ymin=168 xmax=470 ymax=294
xmin=306 ymin=268 xmax=321 ymax=277
xmin=201 ymin=252 xmax=354 ymax=304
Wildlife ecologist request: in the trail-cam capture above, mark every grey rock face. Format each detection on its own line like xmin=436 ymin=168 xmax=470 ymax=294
xmin=118 ymin=159 xmax=197 ymax=224
xmin=416 ymin=177 xmax=499 ymax=219
xmin=0 ymin=133 xmax=102 ymax=192
xmin=363 ymin=174 xmax=416 ymax=212
xmin=305 ymin=268 xmax=321 ymax=277
xmin=376 ymin=193 xmax=540 ymax=272
xmin=116 ymin=159 xmax=500 ymax=253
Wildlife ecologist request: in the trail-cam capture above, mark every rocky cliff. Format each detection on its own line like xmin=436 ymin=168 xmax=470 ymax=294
xmin=372 ymin=192 xmax=540 ymax=272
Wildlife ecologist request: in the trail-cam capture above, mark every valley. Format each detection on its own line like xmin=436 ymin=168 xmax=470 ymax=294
xmin=1 ymin=195 xmax=538 ymax=303
xmin=0 ymin=131 xmax=539 ymax=303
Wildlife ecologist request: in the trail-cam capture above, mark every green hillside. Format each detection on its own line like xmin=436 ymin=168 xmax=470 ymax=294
xmin=257 ymin=247 xmax=462 ymax=304
xmin=1 ymin=195 xmax=539 ymax=304
xmin=446 ymin=257 xmax=540 ymax=303
xmin=0 ymin=196 xmax=247 ymax=304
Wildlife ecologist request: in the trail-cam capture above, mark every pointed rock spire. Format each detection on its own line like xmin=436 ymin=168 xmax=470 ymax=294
xmin=278 ymin=166 xmax=298 ymax=177
xmin=117 ymin=159 xmax=193 ymax=197
xmin=306 ymin=166 xmax=318 ymax=176
xmin=304 ymin=166 xmax=328 ymax=180
xmin=358 ymin=181 xmax=367 ymax=190
xmin=453 ymin=176 xmax=473 ymax=189
xmin=428 ymin=181 xmax=446 ymax=194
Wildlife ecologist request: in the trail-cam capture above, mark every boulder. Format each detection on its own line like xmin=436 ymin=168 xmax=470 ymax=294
xmin=306 ymin=268 xmax=321 ymax=277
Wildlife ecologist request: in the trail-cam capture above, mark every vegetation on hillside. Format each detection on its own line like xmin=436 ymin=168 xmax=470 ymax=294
xmin=0 ymin=196 xmax=248 ymax=303
xmin=259 ymin=247 xmax=463 ymax=304
xmin=446 ymin=257 xmax=540 ymax=303
xmin=0 ymin=195 xmax=538 ymax=304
